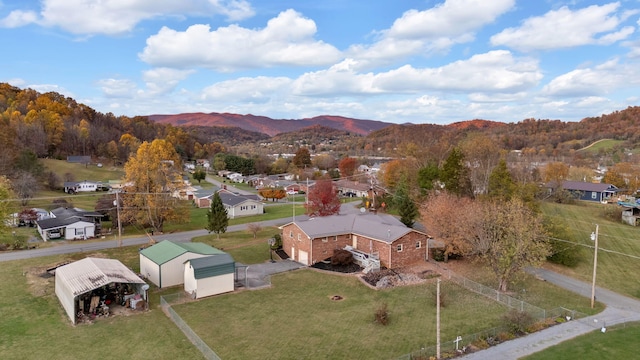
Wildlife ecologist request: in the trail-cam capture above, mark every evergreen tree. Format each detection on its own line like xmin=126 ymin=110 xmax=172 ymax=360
xmin=417 ymin=162 xmax=439 ymax=193
xmin=206 ymin=192 xmax=228 ymax=239
xmin=487 ymin=159 xmax=515 ymax=201
xmin=441 ymin=147 xmax=473 ymax=197
xmin=395 ymin=181 xmax=418 ymax=228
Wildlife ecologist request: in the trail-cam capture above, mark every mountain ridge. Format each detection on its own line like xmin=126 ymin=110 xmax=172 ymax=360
xmin=148 ymin=112 xmax=394 ymax=136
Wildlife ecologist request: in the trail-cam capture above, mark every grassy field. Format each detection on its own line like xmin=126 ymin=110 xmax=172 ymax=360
xmin=578 ymin=139 xmax=624 ymax=153
xmin=0 ymin=248 xmax=202 ymax=360
xmin=522 ymin=322 xmax=640 ymax=359
xmin=175 ymin=270 xmax=510 ymax=360
xmin=41 ymin=158 xmax=125 ymax=182
xmin=540 ymin=201 xmax=640 ymax=299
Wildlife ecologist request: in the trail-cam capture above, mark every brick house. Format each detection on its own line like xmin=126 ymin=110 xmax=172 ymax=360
xmin=280 ymin=213 xmax=430 ymax=269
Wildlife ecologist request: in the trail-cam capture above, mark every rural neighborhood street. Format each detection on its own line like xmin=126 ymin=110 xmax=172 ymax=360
xmin=461 ymin=268 xmax=640 ymax=359
xmin=3 ymin=199 xmax=640 ymax=358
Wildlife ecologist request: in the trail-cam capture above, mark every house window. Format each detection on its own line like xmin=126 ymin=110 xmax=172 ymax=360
xmin=416 ymin=241 xmax=421 ymax=249
xmin=76 ymin=228 xmax=84 ymax=236
xmin=397 ymin=244 xmax=403 ymax=252
xmin=591 ymin=192 xmax=597 ymax=199
xmin=298 ymin=234 xmax=302 ymax=241
xmin=251 ymin=205 xmax=256 ymax=209
xmin=322 ymin=237 xmax=328 ymax=243
xmin=289 ymin=230 xmax=293 ymax=238
xmin=334 ymin=235 xmax=338 ymax=241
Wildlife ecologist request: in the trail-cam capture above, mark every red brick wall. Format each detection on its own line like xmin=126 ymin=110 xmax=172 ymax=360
xmin=282 ymin=223 xmax=428 ymax=268
xmin=389 ymin=232 xmax=429 ymax=268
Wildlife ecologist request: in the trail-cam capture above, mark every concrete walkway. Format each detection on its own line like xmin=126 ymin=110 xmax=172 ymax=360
xmin=461 ymin=268 xmax=640 ymax=359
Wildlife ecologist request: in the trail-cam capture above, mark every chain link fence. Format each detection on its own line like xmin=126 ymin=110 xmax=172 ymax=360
xmin=161 ymin=293 xmax=221 ymax=360
xmin=396 ymin=263 xmax=590 ymax=359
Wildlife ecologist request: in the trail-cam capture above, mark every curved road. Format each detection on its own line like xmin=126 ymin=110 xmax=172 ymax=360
xmin=461 ymin=268 xmax=640 ymax=359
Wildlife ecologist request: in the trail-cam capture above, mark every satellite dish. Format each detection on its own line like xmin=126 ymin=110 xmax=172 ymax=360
xmin=360 ymin=207 xmax=366 ymax=213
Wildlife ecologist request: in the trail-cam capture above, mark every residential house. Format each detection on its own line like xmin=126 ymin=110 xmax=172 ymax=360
xmin=280 ymin=212 xmax=431 ymax=269
xmin=36 ymin=207 xmax=103 ymax=241
xmin=194 ymin=188 xmax=264 ymax=218
xmin=218 ymin=191 xmax=263 ymax=218
xmin=548 ymin=181 xmax=621 ymax=203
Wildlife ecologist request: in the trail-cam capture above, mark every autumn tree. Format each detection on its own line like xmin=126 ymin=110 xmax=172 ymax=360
xmin=258 ymin=188 xmax=287 ymax=202
xmin=305 ymin=179 xmax=340 ymax=216
xmin=271 ymin=157 xmax=289 ymax=174
xmin=441 ymin=147 xmax=473 ymax=197
xmin=0 ymin=176 xmax=15 ymax=232
xmin=12 ymin=171 xmax=38 ymax=206
xmin=312 ymin=154 xmax=336 ymax=171
xmin=420 ymin=192 xmax=476 ymax=261
xmin=206 ymin=192 xmax=228 ymax=240
xmin=292 ymin=147 xmax=312 ymax=169
xmin=120 ymin=139 xmax=189 ymax=233
xmin=468 ymin=199 xmax=551 ymax=292
xmin=460 ymin=134 xmax=501 ymax=195
xmin=338 ymin=157 xmax=357 ymax=177
xmin=193 ymin=167 xmax=206 ymax=184
xmin=247 ymin=223 xmax=262 ymax=239
xmin=542 ymin=162 xmax=569 ymax=183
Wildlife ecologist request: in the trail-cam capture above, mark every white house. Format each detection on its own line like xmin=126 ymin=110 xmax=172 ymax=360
xmin=184 ymin=253 xmax=235 ymax=299
xmin=139 ymin=241 xmax=225 ymax=288
xmin=218 ymin=192 xmax=264 ymax=218
xmin=36 ymin=207 xmax=103 ymax=241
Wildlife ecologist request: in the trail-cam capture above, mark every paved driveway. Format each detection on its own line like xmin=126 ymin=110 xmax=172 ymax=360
xmin=460 ymin=268 xmax=640 ymax=359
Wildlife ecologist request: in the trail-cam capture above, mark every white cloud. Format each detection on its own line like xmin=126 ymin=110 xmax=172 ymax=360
xmin=98 ymin=78 xmax=138 ymax=98
xmin=543 ymin=58 xmax=640 ymax=96
xmin=387 ymin=0 xmax=515 ymax=39
xmin=291 ymin=59 xmax=379 ymax=96
xmin=201 ymin=76 xmax=292 ymax=103
xmin=139 ymin=9 xmax=342 ymax=71
xmin=346 ymin=0 xmax=515 ymax=67
xmin=0 ymin=10 xmax=37 ymax=27
xmin=142 ymin=68 xmax=195 ymax=96
xmin=374 ymin=50 xmax=541 ymax=93
xmin=0 ymin=0 xmax=254 ymax=35
xmin=491 ymin=3 xmax=636 ymax=51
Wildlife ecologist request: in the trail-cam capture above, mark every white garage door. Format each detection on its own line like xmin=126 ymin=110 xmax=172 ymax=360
xmin=298 ymin=250 xmax=308 ymax=265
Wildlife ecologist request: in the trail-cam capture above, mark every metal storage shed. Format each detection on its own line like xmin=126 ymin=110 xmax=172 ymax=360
xmin=184 ymin=253 xmax=235 ymax=299
xmin=139 ymin=241 xmax=224 ymax=288
xmin=54 ymin=257 xmax=147 ymax=324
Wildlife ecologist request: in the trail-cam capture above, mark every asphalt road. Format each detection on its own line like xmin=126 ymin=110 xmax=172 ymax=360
xmin=460 ymin=268 xmax=640 ymax=359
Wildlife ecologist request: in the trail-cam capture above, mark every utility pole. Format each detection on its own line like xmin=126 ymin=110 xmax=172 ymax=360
xmin=436 ymin=278 xmax=441 ymax=359
xmin=116 ymin=191 xmax=122 ymax=247
xmin=590 ymin=224 xmax=599 ymax=308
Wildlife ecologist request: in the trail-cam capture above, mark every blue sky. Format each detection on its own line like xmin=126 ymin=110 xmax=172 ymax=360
xmin=1 ymin=0 xmax=640 ymax=125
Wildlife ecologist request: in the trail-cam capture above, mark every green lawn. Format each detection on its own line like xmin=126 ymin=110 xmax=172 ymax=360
xmin=174 ymin=270 xmax=508 ymax=360
xmin=578 ymin=139 xmax=624 ymax=153
xmin=522 ymin=322 xmax=640 ymax=360
xmin=541 ymin=201 xmax=640 ymax=299
xmin=0 ymin=249 xmax=202 ymax=360
xmin=41 ymin=158 xmax=125 ymax=182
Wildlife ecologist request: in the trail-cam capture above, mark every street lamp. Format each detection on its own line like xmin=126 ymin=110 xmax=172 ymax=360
xmin=590 ymin=224 xmax=599 ymax=309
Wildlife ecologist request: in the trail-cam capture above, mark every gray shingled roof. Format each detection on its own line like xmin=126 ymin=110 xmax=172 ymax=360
xmin=218 ymin=192 xmax=258 ymax=206
xmin=293 ymin=213 xmax=418 ymax=244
